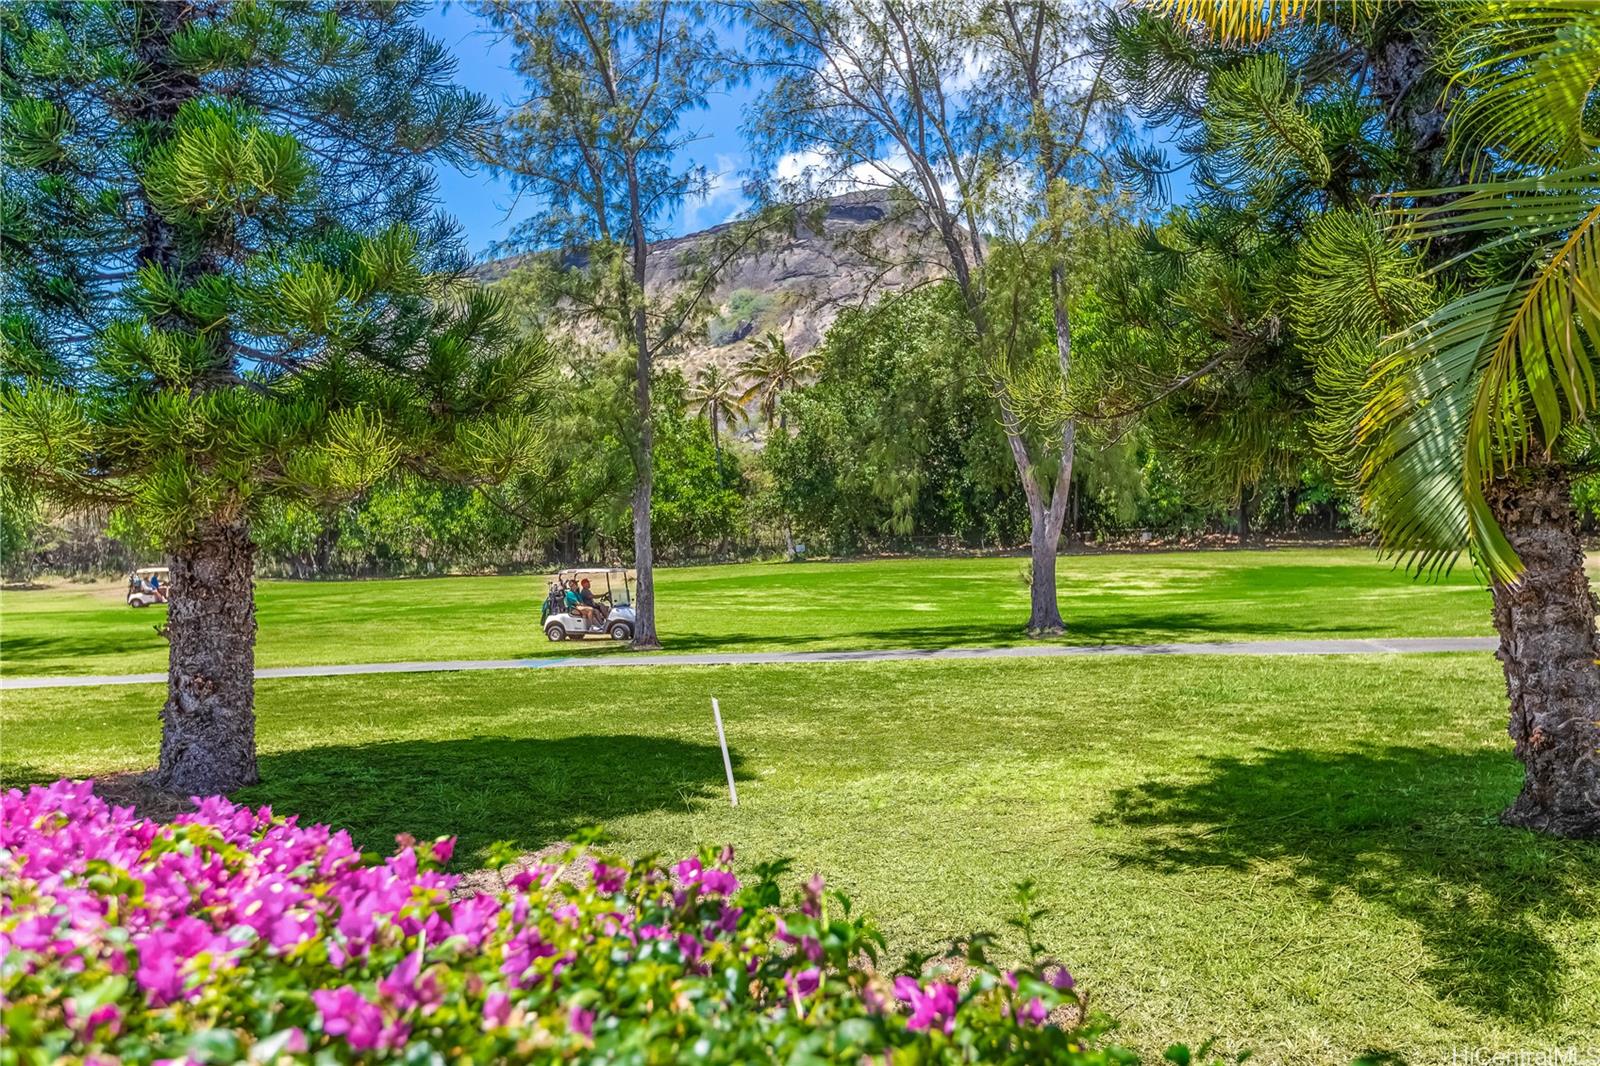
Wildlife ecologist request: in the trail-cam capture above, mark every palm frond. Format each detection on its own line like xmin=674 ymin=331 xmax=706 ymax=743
xmin=1446 ymin=1 xmax=1600 ymax=174
xmin=1144 ymin=0 xmax=1381 ymax=44
xmin=1360 ymin=195 xmax=1600 ymax=584
xmin=1395 ymin=165 xmax=1600 ymax=266
xmin=1468 ymin=202 xmax=1600 ymax=467
xmin=1358 ymin=284 xmax=1522 ymax=578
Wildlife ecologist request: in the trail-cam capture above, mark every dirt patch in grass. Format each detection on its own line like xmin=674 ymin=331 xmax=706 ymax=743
xmin=90 ymin=771 xmax=198 ymax=822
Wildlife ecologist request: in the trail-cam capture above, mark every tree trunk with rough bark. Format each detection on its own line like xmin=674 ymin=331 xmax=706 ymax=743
xmin=135 ymin=1 xmax=265 ymax=794
xmin=1002 ymin=416 xmax=1072 ymax=638
xmin=1027 ymin=505 xmax=1066 ymax=637
xmin=622 ymin=143 xmax=661 ymax=650
xmin=1487 ymin=461 xmax=1600 ymax=839
xmin=154 ymin=518 xmax=259 ymax=794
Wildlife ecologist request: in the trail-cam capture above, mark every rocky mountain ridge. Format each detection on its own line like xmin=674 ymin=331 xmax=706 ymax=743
xmin=478 ymin=192 xmax=949 ymax=380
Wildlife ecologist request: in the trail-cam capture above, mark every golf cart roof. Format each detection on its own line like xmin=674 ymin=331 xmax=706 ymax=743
xmin=555 ymin=567 xmax=634 ymax=580
xmin=134 ymin=567 xmax=169 ymax=576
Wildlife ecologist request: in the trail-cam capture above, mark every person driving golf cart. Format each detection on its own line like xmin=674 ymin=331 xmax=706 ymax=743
xmin=579 ymin=578 xmax=609 ymax=620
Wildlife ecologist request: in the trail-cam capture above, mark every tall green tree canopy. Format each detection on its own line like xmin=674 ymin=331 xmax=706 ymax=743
xmin=478 ymin=0 xmax=752 ymax=648
xmin=0 ymin=1 xmax=547 ymax=793
xmin=740 ymin=0 xmax=1169 ymax=636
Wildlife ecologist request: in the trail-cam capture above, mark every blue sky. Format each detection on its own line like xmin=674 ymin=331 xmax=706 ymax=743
xmin=421 ymin=5 xmax=1188 ymax=260
xmin=420 ymin=5 xmax=760 ymax=259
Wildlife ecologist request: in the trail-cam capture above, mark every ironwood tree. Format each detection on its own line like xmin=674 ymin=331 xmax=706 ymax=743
xmin=1 ymin=1 xmax=547 ymax=794
xmin=476 ymin=0 xmax=760 ymax=649
xmin=739 ymin=0 xmax=1174 ymax=636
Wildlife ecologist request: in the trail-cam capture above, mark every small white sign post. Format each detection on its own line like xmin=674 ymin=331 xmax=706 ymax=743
xmin=711 ymin=697 xmax=738 ymax=807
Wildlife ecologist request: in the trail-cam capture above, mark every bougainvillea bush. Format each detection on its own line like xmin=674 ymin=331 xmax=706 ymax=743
xmin=1 ymin=780 xmax=1136 ymax=1065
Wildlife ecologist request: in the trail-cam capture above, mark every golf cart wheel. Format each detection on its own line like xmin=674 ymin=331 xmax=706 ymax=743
xmin=545 ymin=622 xmax=567 ymax=642
xmin=609 ymin=621 xmax=633 ymax=642
xmin=129 ymin=599 xmax=148 ymax=608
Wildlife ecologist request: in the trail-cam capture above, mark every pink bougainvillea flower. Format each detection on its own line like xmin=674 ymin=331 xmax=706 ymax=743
xmin=134 ymin=916 xmax=220 ymax=1006
xmin=788 ymin=967 xmax=822 ymax=999
xmin=378 ymin=949 xmax=441 ymax=1013
xmin=801 ymin=874 xmax=825 ymax=917
xmin=65 ymin=1001 xmax=122 ymax=1039
xmin=1019 ymin=996 xmax=1049 ymax=1025
xmin=710 ymin=904 xmax=743 ymax=936
xmin=483 ymin=990 xmax=512 ymax=1028
xmin=312 ymin=985 xmax=388 ymax=1051
xmin=590 ymin=861 xmax=627 ymax=894
xmin=894 ymin=977 xmax=960 ymax=1034
xmin=0 ymin=780 xmax=1094 ymax=1063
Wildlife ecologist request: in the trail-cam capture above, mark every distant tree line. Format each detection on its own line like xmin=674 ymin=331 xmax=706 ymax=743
xmin=3 ymin=278 xmax=1374 ymax=584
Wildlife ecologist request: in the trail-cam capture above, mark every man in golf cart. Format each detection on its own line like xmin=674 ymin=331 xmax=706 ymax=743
xmin=578 ymin=578 xmax=609 ymax=621
xmin=562 ymin=580 xmax=593 ymax=624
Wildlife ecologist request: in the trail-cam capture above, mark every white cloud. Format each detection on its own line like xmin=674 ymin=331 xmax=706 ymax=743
xmin=775 ymin=144 xmax=919 ymax=195
xmin=682 ymin=153 xmax=750 ymax=232
xmin=773 ymin=144 xmax=962 ymax=207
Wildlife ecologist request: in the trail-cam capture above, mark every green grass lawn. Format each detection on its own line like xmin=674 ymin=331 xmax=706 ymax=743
xmin=0 ymin=547 xmax=1497 ymax=677
xmin=3 ymin=653 xmax=1595 ymax=1063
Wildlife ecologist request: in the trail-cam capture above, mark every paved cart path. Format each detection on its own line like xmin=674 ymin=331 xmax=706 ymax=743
xmin=0 ymin=636 xmax=1499 ymax=690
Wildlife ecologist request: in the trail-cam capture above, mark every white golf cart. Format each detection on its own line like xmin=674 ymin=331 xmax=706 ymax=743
xmin=541 ymin=567 xmax=637 ymax=642
xmin=126 ymin=566 xmax=169 ymax=608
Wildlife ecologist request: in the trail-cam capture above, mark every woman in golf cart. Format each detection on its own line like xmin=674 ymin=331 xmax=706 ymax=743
xmin=564 ymin=579 xmax=606 ymax=626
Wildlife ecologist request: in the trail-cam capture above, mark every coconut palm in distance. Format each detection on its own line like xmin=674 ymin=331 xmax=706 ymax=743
xmin=1154 ymin=0 xmax=1600 ymax=837
xmin=687 ymin=363 xmax=746 ymax=464
xmin=738 ymin=331 xmax=813 ymax=435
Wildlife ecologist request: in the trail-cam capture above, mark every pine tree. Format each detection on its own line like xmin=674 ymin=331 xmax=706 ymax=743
xmin=1 ymin=1 xmax=548 ymax=795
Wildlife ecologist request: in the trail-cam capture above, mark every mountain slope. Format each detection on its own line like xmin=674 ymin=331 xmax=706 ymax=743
xmin=479 ymin=192 xmax=949 ymax=382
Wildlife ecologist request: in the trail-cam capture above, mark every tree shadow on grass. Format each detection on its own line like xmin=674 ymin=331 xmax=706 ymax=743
xmin=0 ymin=632 xmax=167 ymax=673
xmin=240 ymin=734 xmax=744 ymax=864
xmin=589 ymin=610 xmax=1391 ymax=658
xmin=1095 ymin=745 xmax=1600 ymax=1024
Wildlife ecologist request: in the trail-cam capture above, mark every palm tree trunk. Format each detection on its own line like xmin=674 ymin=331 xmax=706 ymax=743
xmin=1487 ymin=459 xmax=1600 ymax=838
xmin=154 ymin=517 xmax=259 ymax=794
xmin=710 ymin=406 xmax=723 ymax=477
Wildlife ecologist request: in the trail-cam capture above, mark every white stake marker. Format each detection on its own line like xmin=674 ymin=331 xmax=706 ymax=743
xmin=711 ymin=697 xmax=738 ymax=807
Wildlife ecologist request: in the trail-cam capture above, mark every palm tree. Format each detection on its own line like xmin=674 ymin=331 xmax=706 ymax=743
xmin=1158 ymin=0 xmax=1600 ymax=837
xmin=686 ymin=363 xmax=745 ymax=465
xmin=737 ymin=331 xmax=812 ymax=435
